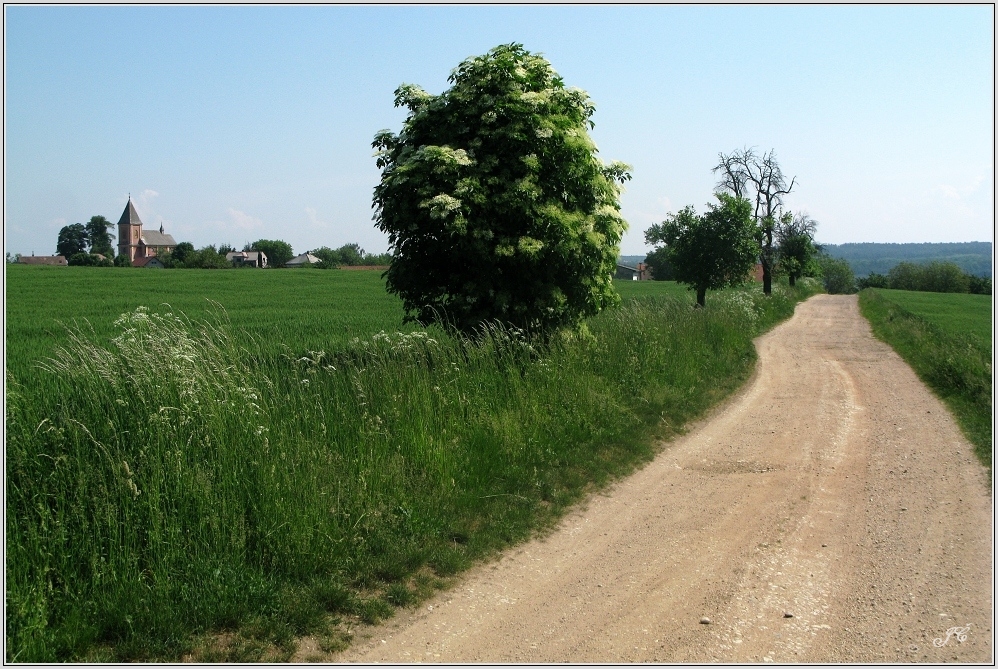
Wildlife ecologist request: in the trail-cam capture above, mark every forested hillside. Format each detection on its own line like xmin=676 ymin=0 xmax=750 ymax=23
xmin=822 ymin=242 xmax=992 ymax=277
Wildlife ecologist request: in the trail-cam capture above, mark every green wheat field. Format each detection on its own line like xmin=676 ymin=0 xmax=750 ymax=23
xmin=5 ymin=265 xmax=817 ymax=661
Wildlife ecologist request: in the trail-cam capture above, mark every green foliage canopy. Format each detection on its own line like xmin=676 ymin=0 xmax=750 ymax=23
xmin=56 ymin=223 xmax=88 ymax=258
xmin=172 ymin=242 xmax=196 ymax=265
xmin=644 ymin=194 xmax=758 ymax=307
xmin=775 ymin=212 xmax=820 ymax=286
xmin=643 ymin=246 xmax=674 ymax=281
xmin=372 ymin=43 xmax=631 ymax=336
xmin=310 ymin=244 xmax=391 ymax=269
xmin=68 ymin=252 xmax=112 ymax=267
xmin=817 ymin=254 xmax=856 ymax=294
xmin=85 ymin=215 xmax=115 ymax=257
xmin=887 ymin=261 xmax=971 ymax=293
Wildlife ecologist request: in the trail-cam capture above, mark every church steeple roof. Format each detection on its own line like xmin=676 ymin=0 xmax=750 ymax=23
xmin=117 ymin=197 xmax=143 ymax=228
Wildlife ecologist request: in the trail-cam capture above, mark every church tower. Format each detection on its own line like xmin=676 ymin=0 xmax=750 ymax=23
xmin=117 ymin=196 xmax=144 ymax=261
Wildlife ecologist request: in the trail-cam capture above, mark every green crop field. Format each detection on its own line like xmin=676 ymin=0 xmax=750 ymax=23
xmin=5 ymin=265 xmax=693 ymax=379
xmin=868 ymin=289 xmax=992 ymax=343
xmin=5 ymin=265 xmax=409 ymax=380
xmin=859 ymin=288 xmax=992 ymax=472
xmin=5 ymin=265 xmax=818 ymax=662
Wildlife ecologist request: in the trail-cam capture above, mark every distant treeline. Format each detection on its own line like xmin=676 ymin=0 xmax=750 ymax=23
xmin=822 ymin=242 xmax=992 ymax=278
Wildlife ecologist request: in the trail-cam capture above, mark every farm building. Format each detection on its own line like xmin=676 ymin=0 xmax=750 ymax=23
xmin=226 ymin=250 xmax=268 ymax=268
xmin=286 ymin=252 xmax=321 ymax=267
xmin=615 ymin=262 xmax=650 ymax=281
xmin=19 ymin=254 xmax=67 ymax=266
xmin=132 ymin=256 xmax=166 ymax=268
xmin=117 ymin=197 xmax=177 ymax=263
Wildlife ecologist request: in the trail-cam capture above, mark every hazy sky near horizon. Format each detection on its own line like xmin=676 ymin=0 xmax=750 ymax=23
xmin=4 ymin=5 xmax=994 ymax=257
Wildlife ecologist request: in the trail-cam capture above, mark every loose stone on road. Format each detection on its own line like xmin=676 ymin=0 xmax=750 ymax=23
xmin=327 ymin=294 xmax=992 ymax=663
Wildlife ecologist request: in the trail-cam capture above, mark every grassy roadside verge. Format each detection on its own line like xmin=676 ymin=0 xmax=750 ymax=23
xmin=6 ymin=279 xmax=819 ymax=662
xmin=858 ymin=288 xmax=992 ymax=472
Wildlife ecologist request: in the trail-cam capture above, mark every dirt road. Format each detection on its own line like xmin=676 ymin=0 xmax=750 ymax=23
xmin=329 ymin=294 xmax=993 ymax=663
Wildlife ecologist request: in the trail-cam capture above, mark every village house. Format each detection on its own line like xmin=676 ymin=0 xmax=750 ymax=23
xmin=19 ymin=254 xmax=68 ymax=265
xmin=117 ymin=197 xmax=177 ymax=265
xmin=615 ymin=262 xmax=650 ymax=281
xmin=286 ymin=252 xmax=321 ymax=267
xmin=225 ymin=250 xmax=268 ymax=268
xmin=132 ymin=256 xmax=166 ymax=268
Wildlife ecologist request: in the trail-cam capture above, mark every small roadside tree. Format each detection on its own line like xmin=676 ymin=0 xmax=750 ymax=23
xmin=248 ymin=239 xmax=293 ymax=268
xmin=372 ymin=43 xmax=631 ymax=336
xmin=775 ymin=212 xmax=820 ymax=286
xmin=56 ymin=223 xmax=89 ymax=258
xmin=644 ymin=194 xmax=758 ymax=307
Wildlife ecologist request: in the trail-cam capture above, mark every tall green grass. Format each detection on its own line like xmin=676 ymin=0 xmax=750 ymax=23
xmin=6 ymin=273 xmax=819 ymax=661
xmin=858 ymin=288 xmax=992 ymax=471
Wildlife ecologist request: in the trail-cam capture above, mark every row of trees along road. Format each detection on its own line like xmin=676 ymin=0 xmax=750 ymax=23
xmin=714 ymin=148 xmax=798 ymax=296
xmin=644 ymin=149 xmax=821 ymax=306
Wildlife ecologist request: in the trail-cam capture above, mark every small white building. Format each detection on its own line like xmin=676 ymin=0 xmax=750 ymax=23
xmin=226 ymin=250 xmax=268 ymax=268
xmin=286 ymin=252 xmax=321 ymax=267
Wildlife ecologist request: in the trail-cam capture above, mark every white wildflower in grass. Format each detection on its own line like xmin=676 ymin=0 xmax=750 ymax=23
xmin=712 ymin=290 xmax=759 ymax=329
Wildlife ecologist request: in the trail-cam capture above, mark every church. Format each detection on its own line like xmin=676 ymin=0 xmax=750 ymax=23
xmin=117 ymin=197 xmax=177 ymax=263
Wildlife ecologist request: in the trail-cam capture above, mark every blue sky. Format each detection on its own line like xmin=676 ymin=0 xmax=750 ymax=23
xmin=4 ymin=5 xmax=993 ymax=258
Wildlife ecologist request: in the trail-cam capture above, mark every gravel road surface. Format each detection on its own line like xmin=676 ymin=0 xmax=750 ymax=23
xmin=325 ymin=294 xmax=993 ymax=663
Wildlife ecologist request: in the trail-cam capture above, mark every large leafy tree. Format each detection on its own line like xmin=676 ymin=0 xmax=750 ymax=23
xmin=85 ymin=215 xmax=115 ymax=257
xmin=171 ymin=242 xmax=196 ymax=265
xmin=372 ymin=43 xmax=631 ymax=336
xmin=56 ymin=223 xmax=88 ymax=258
xmin=644 ymin=194 xmax=758 ymax=307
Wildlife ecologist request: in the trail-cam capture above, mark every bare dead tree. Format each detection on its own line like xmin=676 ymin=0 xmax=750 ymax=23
xmin=712 ymin=149 xmax=750 ymax=200
xmin=776 ymin=211 xmax=818 ymax=243
xmin=713 ymin=148 xmax=796 ymax=295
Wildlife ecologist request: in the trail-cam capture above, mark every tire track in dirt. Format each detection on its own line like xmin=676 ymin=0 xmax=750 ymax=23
xmin=320 ymin=294 xmax=992 ymax=663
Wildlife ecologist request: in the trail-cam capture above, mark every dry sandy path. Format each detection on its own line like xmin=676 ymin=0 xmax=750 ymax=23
xmin=328 ymin=294 xmax=993 ymax=663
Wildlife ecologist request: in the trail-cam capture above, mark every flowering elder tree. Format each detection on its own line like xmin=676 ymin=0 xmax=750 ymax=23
xmin=372 ymin=43 xmax=631 ymax=337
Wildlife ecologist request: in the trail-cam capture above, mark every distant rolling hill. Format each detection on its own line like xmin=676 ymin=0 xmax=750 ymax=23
xmin=822 ymin=242 xmax=992 ymax=278
xmin=621 ymin=243 xmax=992 ymax=278
xmin=618 ymin=255 xmax=647 ymax=268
